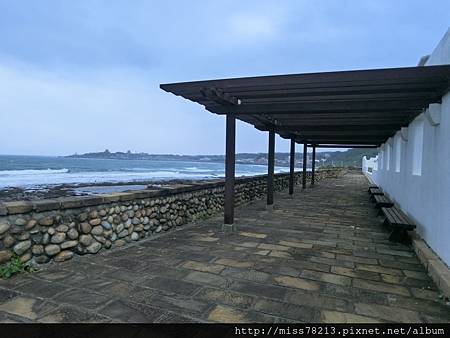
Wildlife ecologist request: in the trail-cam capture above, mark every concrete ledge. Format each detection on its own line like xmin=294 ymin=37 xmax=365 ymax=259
xmin=413 ymin=238 xmax=450 ymax=298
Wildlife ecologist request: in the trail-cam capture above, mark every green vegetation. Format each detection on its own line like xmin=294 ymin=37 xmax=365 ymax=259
xmin=0 ymin=254 xmax=35 ymax=279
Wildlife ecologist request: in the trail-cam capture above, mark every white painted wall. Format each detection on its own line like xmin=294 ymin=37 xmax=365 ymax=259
xmin=368 ymin=28 xmax=450 ymax=265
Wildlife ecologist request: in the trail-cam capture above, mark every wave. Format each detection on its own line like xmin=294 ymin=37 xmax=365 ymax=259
xmin=0 ymin=168 xmax=69 ymax=176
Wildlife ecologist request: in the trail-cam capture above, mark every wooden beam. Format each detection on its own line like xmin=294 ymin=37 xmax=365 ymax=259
xmin=267 ymin=130 xmax=275 ymax=206
xmin=207 ymin=99 xmax=432 ymax=114
xmin=302 ymin=142 xmax=307 ymax=190
xmin=311 ymin=145 xmax=316 ymax=186
xmin=200 ymin=87 xmax=240 ymax=106
xmin=224 ymin=114 xmax=236 ymax=227
xmin=289 ymin=138 xmax=295 ymax=195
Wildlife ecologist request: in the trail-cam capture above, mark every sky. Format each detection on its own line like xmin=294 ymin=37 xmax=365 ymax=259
xmin=0 ymin=1 xmax=449 ymax=156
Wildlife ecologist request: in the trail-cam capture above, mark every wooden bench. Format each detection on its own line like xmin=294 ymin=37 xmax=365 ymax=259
xmin=374 ymin=194 xmax=394 ymax=209
xmin=367 ymin=185 xmax=378 ymax=193
xmin=381 ymin=206 xmax=416 ymax=243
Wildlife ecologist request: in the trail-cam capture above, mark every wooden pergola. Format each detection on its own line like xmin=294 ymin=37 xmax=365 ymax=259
xmin=161 ymin=65 xmax=450 ymax=230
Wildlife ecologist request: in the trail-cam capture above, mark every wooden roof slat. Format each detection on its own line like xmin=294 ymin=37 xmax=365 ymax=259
xmin=160 ymin=65 xmax=450 ymax=147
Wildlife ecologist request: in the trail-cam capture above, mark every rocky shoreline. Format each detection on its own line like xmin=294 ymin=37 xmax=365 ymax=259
xmin=0 ymin=179 xmax=202 ymax=202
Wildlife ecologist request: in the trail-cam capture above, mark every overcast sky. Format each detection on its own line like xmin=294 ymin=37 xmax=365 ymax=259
xmin=0 ymin=1 xmax=449 ymax=156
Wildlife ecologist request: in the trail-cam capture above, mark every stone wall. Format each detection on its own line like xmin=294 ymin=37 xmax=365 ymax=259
xmin=0 ymin=169 xmax=345 ymax=266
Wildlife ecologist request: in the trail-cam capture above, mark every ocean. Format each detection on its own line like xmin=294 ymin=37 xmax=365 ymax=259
xmin=0 ymin=155 xmax=290 ymax=189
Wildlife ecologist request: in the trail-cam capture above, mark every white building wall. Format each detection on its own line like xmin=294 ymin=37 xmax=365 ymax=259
xmin=370 ymin=28 xmax=450 ymax=266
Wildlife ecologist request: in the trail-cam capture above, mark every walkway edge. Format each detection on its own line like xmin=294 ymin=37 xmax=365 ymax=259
xmin=413 ymin=236 xmax=450 ymax=298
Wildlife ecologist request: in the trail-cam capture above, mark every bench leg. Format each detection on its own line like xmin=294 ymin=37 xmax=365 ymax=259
xmin=389 ymin=229 xmax=411 ymax=244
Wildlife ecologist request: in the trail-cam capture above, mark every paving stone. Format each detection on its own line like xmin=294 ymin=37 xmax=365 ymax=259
xmin=0 ymin=297 xmax=55 ymax=320
xmin=221 ymin=267 xmax=270 ymax=283
xmin=38 ymin=305 xmax=111 ymax=323
xmin=300 ymin=270 xmax=352 ymax=286
xmin=229 ymin=280 xmax=288 ymax=301
xmin=252 ymin=298 xmax=319 ymax=322
xmin=258 ymin=243 xmax=290 ymax=251
xmin=356 ymin=264 xmax=403 ymax=276
xmin=354 ymin=303 xmax=421 ymax=322
xmin=54 ymin=289 xmax=111 ymax=310
xmin=143 ymin=276 xmax=201 ymax=296
xmin=183 ymin=271 xmax=231 ymax=288
xmin=321 ymin=310 xmax=381 ymax=323
xmin=100 ymin=300 xmax=164 ymax=322
xmin=274 ymin=275 xmax=320 ymax=291
xmin=353 ymin=278 xmax=411 ymax=296
xmin=239 ymin=232 xmax=267 ymax=239
xmin=182 ymin=260 xmax=225 ymax=274
xmin=279 ymin=240 xmax=313 ymax=249
xmin=286 ymin=290 xmax=352 ymax=312
xmin=331 ymin=266 xmax=380 ymax=281
xmin=207 ymin=304 xmax=248 ymax=323
xmin=215 ymin=258 xmax=254 ymax=268
xmin=196 ymin=287 xmax=254 ymax=309
xmin=14 ymin=279 xmax=69 ymax=299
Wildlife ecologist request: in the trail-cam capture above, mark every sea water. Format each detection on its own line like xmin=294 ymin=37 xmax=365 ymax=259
xmin=0 ymin=155 xmax=290 ymax=189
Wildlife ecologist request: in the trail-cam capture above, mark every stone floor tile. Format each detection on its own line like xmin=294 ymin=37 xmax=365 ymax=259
xmin=99 ymin=300 xmax=165 ymax=322
xmin=354 ymin=303 xmax=421 ymax=322
xmin=195 ymin=287 xmax=255 ymax=309
xmin=53 ymin=289 xmax=111 ymax=310
xmin=300 ymin=270 xmax=352 ymax=287
xmin=353 ymin=278 xmax=411 ymax=297
xmin=321 ymin=310 xmax=381 ymax=323
xmin=274 ymin=275 xmax=320 ymax=291
xmin=37 ymin=305 xmax=111 ymax=323
xmin=182 ymin=260 xmax=225 ymax=274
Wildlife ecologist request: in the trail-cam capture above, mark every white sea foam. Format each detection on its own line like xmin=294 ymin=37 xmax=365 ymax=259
xmin=0 ymin=163 xmax=287 ymax=189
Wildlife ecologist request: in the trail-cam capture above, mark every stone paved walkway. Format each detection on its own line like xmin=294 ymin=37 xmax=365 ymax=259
xmin=1 ymin=172 xmax=449 ymax=323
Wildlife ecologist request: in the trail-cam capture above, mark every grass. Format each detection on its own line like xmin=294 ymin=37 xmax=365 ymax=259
xmin=0 ymin=254 xmax=35 ymax=279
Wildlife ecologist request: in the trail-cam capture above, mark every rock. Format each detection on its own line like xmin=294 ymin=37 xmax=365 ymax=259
xmin=86 ymin=242 xmax=101 ymax=254
xmin=91 ymin=226 xmax=103 ymax=236
xmin=54 ymin=250 xmax=73 ymax=262
xmin=115 ymin=239 xmax=126 ymax=247
xmin=78 ymin=213 xmax=88 ymax=222
xmin=131 ymin=232 xmax=139 ymax=241
xmin=56 ymin=224 xmax=69 ymax=232
xmin=32 ymin=245 xmax=44 ymax=255
xmin=79 ymin=234 xmax=93 ymax=247
xmin=13 ymin=240 xmax=31 ymax=255
xmin=35 ymin=255 xmax=50 ymax=264
xmin=26 ymin=220 xmax=37 ymax=230
xmin=156 ymin=225 xmax=162 ymax=233
xmin=0 ymin=222 xmax=11 ymax=235
xmin=61 ymin=240 xmax=78 ymax=249
xmin=51 ymin=232 xmax=66 ymax=244
xmin=47 ymin=228 xmax=56 ymax=236
xmin=44 ymin=244 xmax=60 ymax=256
xmin=124 ymin=219 xmax=131 ymax=228
xmin=101 ymin=221 xmax=112 ymax=230
xmin=0 ymin=250 xmax=12 ymax=264
xmin=110 ymin=233 xmax=117 ymax=242
xmin=89 ymin=210 xmax=98 ymax=219
xmin=16 ymin=232 xmax=30 ymax=241
xmin=103 ymin=230 xmax=112 ymax=239
xmin=99 ymin=209 xmax=107 ymax=217
xmin=113 ymin=216 xmax=121 ymax=225
xmin=42 ymin=233 xmax=50 ymax=245
xmin=132 ymin=217 xmax=140 ymax=225
xmin=89 ymin=218 xmax=101 ymax=226
xmin=14 ymin=218 xmax=27 ymax=226
xmin=118 ymin=229 xmax=128 ymax=238
xmin=67 ymin=228 xmax=79 ymax=240
xmin=80 ymin=222 xmax=92 ymax=234
xmin=121 ymin=213 xmax=128 ymax=222
xmin=39 ymin=217 xmax=54 ymax=226
xmin=104 ymin=240 xmax=112 ymax=249
xmin=93 ymin=235 xmax=106 ymax=244
xmin=116 ymin=224 xmax=124 ymax=233
xmin=3 ymin=235 xmax=15 ymax=248
xmin=19 ymin=253 xmax=31 ymax=263
xmin=176 ymin=217 xmax=183 ymax=226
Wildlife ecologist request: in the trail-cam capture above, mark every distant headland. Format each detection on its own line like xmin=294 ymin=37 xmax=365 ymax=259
xmin=66 ymin=149 xmax=377 ymax=167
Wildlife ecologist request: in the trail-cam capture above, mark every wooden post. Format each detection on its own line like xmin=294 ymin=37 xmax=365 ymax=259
xmin=289 ymin=138 xmax=295 ymax=195
xmin=267 ymin=130 xmax=275 ymax=207
xmin=302 ymin=142 xmax=307 ymax=189
xmin=311 ymin=145 xmax=316 ymax=186
xmin=224 ymin=114 xmax=235 ymax=229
